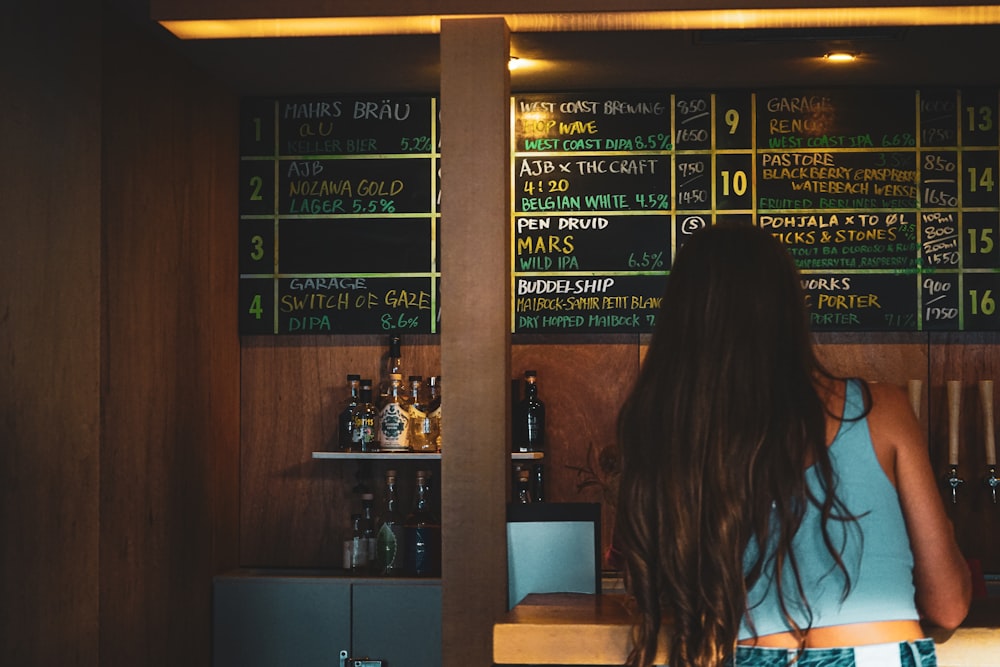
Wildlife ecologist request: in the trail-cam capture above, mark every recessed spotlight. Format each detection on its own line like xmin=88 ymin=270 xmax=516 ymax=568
xmin=824 ymin=51 xmax=858 ymax=63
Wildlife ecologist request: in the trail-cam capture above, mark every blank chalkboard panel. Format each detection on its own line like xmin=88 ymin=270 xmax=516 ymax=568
xmin=512 ymin=88 xmax=1000 ymax=334
xmin=239 ymin=95 xmax=439 ymax=335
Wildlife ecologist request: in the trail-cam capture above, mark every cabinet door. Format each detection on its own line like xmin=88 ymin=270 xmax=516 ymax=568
xmin=351 ymin=581 xmax=442 ymax=667
xmin=214 ymin=576 xmax=351 ymax=667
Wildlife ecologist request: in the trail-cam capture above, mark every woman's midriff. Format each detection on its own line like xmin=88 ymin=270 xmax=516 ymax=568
xmin=738 ymin=620 xmax=925 ymax=648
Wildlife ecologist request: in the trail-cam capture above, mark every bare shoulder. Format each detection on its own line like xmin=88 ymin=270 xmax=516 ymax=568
xmin=863 ymin=381 xmax=924 ymax=485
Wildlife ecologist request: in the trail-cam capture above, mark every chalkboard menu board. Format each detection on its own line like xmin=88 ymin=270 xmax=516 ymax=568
xmin=239 ymin=95 xmax=440 ymax=334
xmin=512 ymin=88 xmax=1000 ymax=333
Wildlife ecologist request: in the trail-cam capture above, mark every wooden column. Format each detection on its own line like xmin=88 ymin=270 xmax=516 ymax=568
xmin=440 ymin=17 xmax=512 ymax=667
xmin=0 ymin=1 xmax=101 ymax=664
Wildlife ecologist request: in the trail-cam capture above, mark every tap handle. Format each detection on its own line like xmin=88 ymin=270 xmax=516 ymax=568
xmin=946 ymin=466 xmax=964 ymax=504
xmin=986 ymin=466 xmax=999 ymax=504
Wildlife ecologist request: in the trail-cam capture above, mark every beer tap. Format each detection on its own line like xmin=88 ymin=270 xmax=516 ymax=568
xmin=980 ymin=380 xmax=998 ymax=504
xmin=945 ymin=380 xmax=964 ymax=504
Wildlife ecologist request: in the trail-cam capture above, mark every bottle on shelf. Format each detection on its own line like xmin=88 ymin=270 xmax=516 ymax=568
xmin=514 ymin=370 xmax=546 ymax=453
xmin=379 ymin=334 xmax=404 ymax=399
xmin=353 ymin=379 xmax=378 ymax=453
xmin=347 ymin=513 xmax=367 ymax=573
xmin=377 ymin=373 xmax=411 ymax=451
xmin=515 ymin=466 xmax=533 ymax=504
xmin=376 ymin=469 xmax=405 ymax=576
xmin=531 ymin=463 xmax=545 ymax=503
xmin=404 ymin=470 xmax=441 ymax=577
xmin=427 ymin=375 xmax=442 ymax=451
xmin=408 ymin=375 xmax=436 ymax=452
xmin=338 ymin=374 xmax=362 ymax=452
xmin=360 ymin=492 xmax=378 ymax=572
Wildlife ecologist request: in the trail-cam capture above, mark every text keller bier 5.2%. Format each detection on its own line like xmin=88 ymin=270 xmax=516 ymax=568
xmin=515 ymin=370 xmax=546 ymax=452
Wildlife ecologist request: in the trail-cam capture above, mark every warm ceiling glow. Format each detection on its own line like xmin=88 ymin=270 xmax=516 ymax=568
xmin=508 ymin=57 xmax=536 ymax=71
xmin=824 ymin=51 xmax=858 ymax=62
xmin=160 ymin=6 xmax=1000 ymax=40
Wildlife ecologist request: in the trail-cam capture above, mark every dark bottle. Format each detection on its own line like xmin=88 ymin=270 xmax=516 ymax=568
xmin=427 ymin=376 xmax=442 ymax=451
xmin=378 ymin=334 xmax=404 ymax=399
xmin=352 ymin=379 xmax=378 ymax=452
xmin=404 ymin=470 xmax=441 ymax=577
xmin=338 ymin=374 xmax=361 ymax=451
xmin=531 ymin=463 xmax=545 ymax=503
xmin=375 ymin=470 xmax=406 ymax=576
xmin=514 ymin=370 xmax=546 ymax=452
xmin=360 ymin=492 xmax=378 ymax=572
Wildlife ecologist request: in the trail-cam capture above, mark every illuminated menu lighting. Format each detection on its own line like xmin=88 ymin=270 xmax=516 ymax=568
xmin=824 ymin=51 xmax=858 ymax=62
xmin=159 ymin=6 xmax=1000 ymax=40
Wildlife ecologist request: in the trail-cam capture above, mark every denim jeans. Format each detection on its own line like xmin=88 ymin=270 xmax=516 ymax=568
xmin=727 ymin=638 xmax=936 ymax=666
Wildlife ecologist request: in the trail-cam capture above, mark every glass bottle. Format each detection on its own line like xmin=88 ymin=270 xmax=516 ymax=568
xmin=531 ymin=463 xmax=546 ymax=503
xmin=515 ymin=466 xmax=533 ymax=504
xmin=338 ymin=374 xmax=361 ymax=452
xmin=360 ymin=492 xmax=378 ymax=572
xmin=377 ymin=373 xmax=411 ymax=451
xmin=515 ymin=370 xmax=546 ymax=452
xmin=353 ymin=379 xmax=378 ymax=452
xmin=375 ymin=470 xmax=405 ymax=576
xmin=404 ymin=470 xmax=441 ymax=577
xmin=427 ymin=376 xmax=442 ymax=451
xmin=408 ymin=375 xmax=435 ymax=452
xmin=349 ymin=513 xmax=367 ymax=573
xmin=379 ymin=334 xmax=404 ymax=399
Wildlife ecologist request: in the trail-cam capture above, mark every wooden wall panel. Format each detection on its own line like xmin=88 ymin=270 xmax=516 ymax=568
xmin=0 ymin=1 xmax=102 ymax=664
xmin=240 ymin=335 xmax=442 ymax=566
xmin=929 ymin=333 xmax=1000 ymax=574
xmin=100 ymin=10 xmax=240 ymax=667
xmin=512 ymin=334 xmax=639 ymax=559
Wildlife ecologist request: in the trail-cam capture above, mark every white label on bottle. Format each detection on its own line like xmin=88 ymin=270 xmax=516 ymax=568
xmin=378 ymin=404 xmax=410 ymax=449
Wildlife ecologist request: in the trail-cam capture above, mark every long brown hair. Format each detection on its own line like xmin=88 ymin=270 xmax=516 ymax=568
xmin=615 ymin=223 xmax=860 ymax=667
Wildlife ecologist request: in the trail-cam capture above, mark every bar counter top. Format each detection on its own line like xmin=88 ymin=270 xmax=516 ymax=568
xmin=493 ymin=593 xmax=1000 ymax=666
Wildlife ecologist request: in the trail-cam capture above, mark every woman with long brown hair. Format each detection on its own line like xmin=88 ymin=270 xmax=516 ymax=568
xmin=615 ymin=223 xmax=970 ymax=667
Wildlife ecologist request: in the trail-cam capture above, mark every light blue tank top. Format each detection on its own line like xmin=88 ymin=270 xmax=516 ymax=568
xmin=739 ymin=379 xmax=919 ymax=639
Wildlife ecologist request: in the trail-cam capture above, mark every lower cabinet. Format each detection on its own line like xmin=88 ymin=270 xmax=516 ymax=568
xmin=214 ymin=573 xmax=442 ymax=667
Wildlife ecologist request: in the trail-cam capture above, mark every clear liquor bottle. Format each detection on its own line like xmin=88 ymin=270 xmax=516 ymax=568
xmin=375 ymin=470 xmax=405 ymax=576
xmin=338 ymin=374 xmax=361 ymax=452
xmin=348 ymin=513 xmax=367 ymax=573
xmin=404 ymin=470 xmax=441 ymax=577
xmin=352 ymin=379 xmax=378 ymax=452
xmin=378 ymin=334 xmax=404 ymax=399
xmin=515 ymin=370 xmax=545 ymax=453
xmin=408 ymin=375 xmax=436 ymax=452
xmin=377 ymin=373 xmax=411 ymax=451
